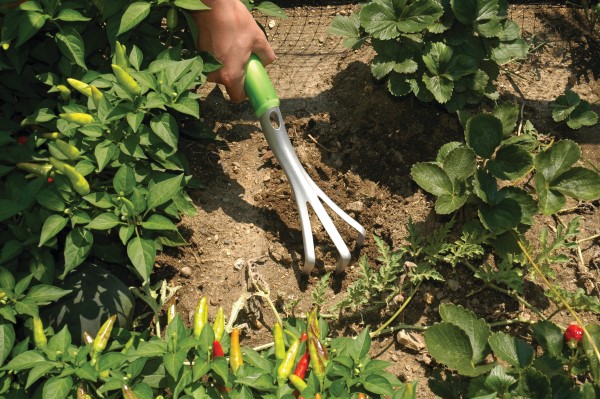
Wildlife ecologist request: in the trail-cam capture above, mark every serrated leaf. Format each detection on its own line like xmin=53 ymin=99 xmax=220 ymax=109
xmin=360 ymin=0 xmax=443 ymax=39
xmin=492 ymin=102 xmax=519 ymax=136
xmin=535 ymin=173 xmax=566 ymax=215
xmin=533 ymin=321 xmax=563 ymax=358
xmin=567 ymin=102 xmax=598 ymax=129
xmin=425 ymin=322 xmax=492 ymax=376
xmin=466 ymin=114 xmax=503 ymax=158
xmin=435 ymin=192 xmax=468 ymax=214
xmin=440 ymin=304 xmax=490 ymax=363
xmin=473 ymin=169 xmax=497 ymax=203
xmin=534 ymin=139 xmax=580 ymax=182
xmin=550 ymin=90 xmax=581 ymax=122
xmin=478 ymin=198 xmax=521 ymax=233
xmin=515 ymin=367 xmax=551 ymax=398
xmin=411 ymin=162 xmax=453 ymax=196
xmin=552 ymin=167 xmax=600 ymax=201
xmin=423 ymin=74 xmax=453 ymax=103
xmin=436 ymin=142 xmax=464 ymax=163
xmin=489 ymin=332 xmax=534 ymax=368
xmin=487 ymin=144 xmax=533 ymax=181
xmin=443 ymin=146 xmax=476 ymax=180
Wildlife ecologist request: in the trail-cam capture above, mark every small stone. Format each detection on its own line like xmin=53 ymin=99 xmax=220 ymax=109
xmin=263 ymin=173 xmax=271 ymax=182
xmin=346 ymin=201 xmax=364 ymax=213
xmin=234 ymin=258 xmax=246 ymax=271
xmin=391 ymin=353 xmax=400 ymax=362
xmin=447 ymin=279 xmax=460 ymax=291
xmin=318 ymin=35 xmax=325 ymax=44
xmin=180 ymin=266 xmax=192 ymax=278
xmin=268 ymin=20 xmax=276 ymax=29
xmin=210 ymin=297 xmax=219 ymax=306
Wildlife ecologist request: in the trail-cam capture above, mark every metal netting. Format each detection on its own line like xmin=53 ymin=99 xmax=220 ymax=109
xmin=251 ymin=1 xmax=599 ymax=102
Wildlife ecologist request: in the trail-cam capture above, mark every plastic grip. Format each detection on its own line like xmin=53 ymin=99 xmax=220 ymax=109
xmin=244 ymin=54 xmax=280 ymax=117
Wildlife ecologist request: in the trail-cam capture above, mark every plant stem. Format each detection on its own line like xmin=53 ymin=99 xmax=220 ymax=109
xmin=488 ymin=318 xmax=534 ymax=328
xmin=577 ymin=232 xmax=600 ymax=244
xmin=372 ymin=324 xmax=428 ymax=337
xmin=463 ymin=260 xmax=546 ymax=320
xmin=370 ymin=282 xmax=422 ymax=338
xmin=254 ymin=292 xmax=283 ymax=327
xmin=516 ymin=236 xmax=600 ymax=365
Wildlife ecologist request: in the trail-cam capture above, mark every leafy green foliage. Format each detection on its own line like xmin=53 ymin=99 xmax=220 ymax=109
xmin=427 ymin=304 xmax=600 ymax=397
xmin=411 ymin=103 xmax=600 ymax=232
xmin=0 ymin=308 xmax=410 ymax=399
xmin=329 ymin=0 xmax=528 ymax=111
xmin=551 ymin=90 xmax=598 ymax=129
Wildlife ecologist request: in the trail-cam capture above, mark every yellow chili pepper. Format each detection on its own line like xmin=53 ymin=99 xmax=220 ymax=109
xmin=49 ymin=158 xmax=90 ymax=196
xmin=122 ymin=385 xmax=138 ymax=399
xmin=40 ymin=132 xmax=64 ymax=139
xmin=273 ymin=322 xmax=285 ymax=361
xmin=16 ymin=162 xmax=52 ymax=177
xmin=91 ymin=315 xmax=116 ymax=364
xmin=67 ymin=78 xmax=92 ymax=97
xmin=114 ymin=41 xmax=128 ymax=69
xmin=56 ymin=84 xmax=71 ymax=101
xmin=90 ymin=85 xmax=103 ymax=108
xmin=82 ymin=331 xmax=94 ymax=345
xmin=32 ymin=316 xmax=47 ymax=349
xmin=193 ymin=296 xmax=208 ymax=339
xmin=229 ymin=328 xmax=243 ymax=374
xmin=213 ymin=306 xmax=225 ymax=342
xmin=111 ymin=64 xmax=141 ymax=97
xmin=59 ymin=112 xmax=94 ymax=125
xmin=54 ymin=139 xmax=81 ymax=160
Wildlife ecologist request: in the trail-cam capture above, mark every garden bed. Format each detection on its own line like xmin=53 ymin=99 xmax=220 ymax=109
xmin=154 ymin=3 xmax=600 ymax=397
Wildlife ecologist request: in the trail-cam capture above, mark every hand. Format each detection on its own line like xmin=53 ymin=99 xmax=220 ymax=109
xmin=193 ymin=0 xmax=276 ymax=103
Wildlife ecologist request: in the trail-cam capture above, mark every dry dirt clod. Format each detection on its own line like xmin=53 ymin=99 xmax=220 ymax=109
xmin=234 ymin=258 xmax=246 ymax=271
xmin=180 ymin=266 xmax=192 ymax=278
xmin=346 ymin=200 xmax=364 ymax=213
xmin=396 ymin=330 xmax=425 ymax=352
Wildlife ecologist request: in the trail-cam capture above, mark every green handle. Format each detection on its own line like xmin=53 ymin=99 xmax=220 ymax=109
xmin=244 ymin=54 xmax=280 ymax=117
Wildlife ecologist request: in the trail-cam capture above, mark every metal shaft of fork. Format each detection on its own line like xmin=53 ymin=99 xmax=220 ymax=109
xmin=258 ymin=106 xmax=366 ymax=274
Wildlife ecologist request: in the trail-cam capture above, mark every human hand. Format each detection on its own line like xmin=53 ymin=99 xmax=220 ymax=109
xmin=193 ymin=0 xmax=276 ymax=103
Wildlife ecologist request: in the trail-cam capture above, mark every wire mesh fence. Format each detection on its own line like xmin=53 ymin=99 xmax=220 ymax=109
xmin=253 ymin=1 xmax=599 ymax=102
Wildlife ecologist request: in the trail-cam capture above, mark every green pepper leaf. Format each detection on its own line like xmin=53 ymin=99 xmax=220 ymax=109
xmin=39 ymin=215 xmax=68 ymax=247
xmin=117 ymin=2 xmax=151 ymax=36
xmin=127 ymin=236 xmax=156 ymax=282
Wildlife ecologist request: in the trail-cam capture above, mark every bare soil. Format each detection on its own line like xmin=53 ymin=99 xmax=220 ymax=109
xmin=154 ymin=4 xmax=600 ymax=397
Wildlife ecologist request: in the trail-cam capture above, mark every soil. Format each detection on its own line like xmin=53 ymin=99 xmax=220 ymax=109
xmin=154 ymin=4 xmax=600 ymax=397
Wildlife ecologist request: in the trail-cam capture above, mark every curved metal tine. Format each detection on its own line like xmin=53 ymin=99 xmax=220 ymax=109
xmin=306 ymin=195 xmax=352 ymax=274
xmin=297 ymin=200 xmax=316 ymax=275
xmin=302 ymin=170 xmax=367 ymax=246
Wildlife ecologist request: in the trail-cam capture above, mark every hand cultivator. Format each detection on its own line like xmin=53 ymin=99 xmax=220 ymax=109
xmin=245 ymin=55 xmax=366 ymax=274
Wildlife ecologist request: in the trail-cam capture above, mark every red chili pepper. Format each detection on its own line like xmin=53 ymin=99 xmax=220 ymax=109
xmin=294 ymin=352 xmax=310 ymax=379
xmin=300 ymin=332 xmax=308 ymax=343
xmin=213 ymin=340 xmax=224 ymax=358
xmin=47 ymin=177 xmax=54 ymax=183
xmin=565 ymin=324 xmax=584 ymax=349
xmin=17 ymin=135 xmax=28 ymax=144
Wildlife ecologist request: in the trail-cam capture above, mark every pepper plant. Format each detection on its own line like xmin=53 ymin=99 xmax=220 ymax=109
xmin=329 ymin=0 xmax=529 ymax=112
xmin=0 ymin=304 xmax=416 ymax=399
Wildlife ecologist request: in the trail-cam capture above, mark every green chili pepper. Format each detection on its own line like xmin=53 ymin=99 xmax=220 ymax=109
xmin=54 ymin=139 xmax=81 ymax=160
xmin=111 ymin=64 xmax=141 ymax=97
xmin=91 ymin=315 xmax=116 ymax=364
xmin=193 ymin=296 xmax=208 ymax=339
xmin=273 ymin=322 xmax=286 ymax=361
xmin=59 ymin=112 xmax=94 ymax=125
xmin=90 ymin=85 xmax=103 ymax=108
xmin=49 ymin=157 xmax=90 ymax=195
xmin=307 ymin=308 xmax=329 ymax=389
xmin=67 ymin=78 xmax=92 ymax=97
xmin=122 ymin=385 xmax=138 ymax=399
xmin=288 ymin=374 xmax=307 ymax=393
xmin=56 ymin=84 xmax=71 ymax=101
xmin=277 ymin=335 xmax=300 ymax=385
xmin=166 ymin=7 xmax=178 ymax=30
xmin=213 ymin=306 xmax=225 ymax=342
xmin=16 ymin=162 xmax=52 ymax=177
xmin=230 ymin=328 xmax=243 ymax=374
xmin=32 ymin=316 xmax=47 ymax=349
xmin=114 ymin=41 xmax=128 ymax=69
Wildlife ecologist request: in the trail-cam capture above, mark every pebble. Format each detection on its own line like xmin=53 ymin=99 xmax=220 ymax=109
xmin=346 ymin=201 xmax=364 ymax=213
xmin=180 ymin=266 xmax=192 ymax=278
xmin=234 ymin=258 xmax=246 ymax=271
xmin=447 ymin=279 xmax=460 ymax=291
xmin=268 ymin=20 xmax=276 ymax=29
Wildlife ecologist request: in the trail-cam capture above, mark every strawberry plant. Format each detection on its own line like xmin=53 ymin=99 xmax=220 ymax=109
xmin=425 ymin=304 xmax=600 ymax=397
xmin=329 ymin=0 xmax=529 ymax=111
xmin=551 ymin=90 xmax=599 ymax=129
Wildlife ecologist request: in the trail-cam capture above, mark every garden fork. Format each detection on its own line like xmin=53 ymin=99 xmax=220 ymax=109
xmin=244 ymin=55 xmax=366 ymax=274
